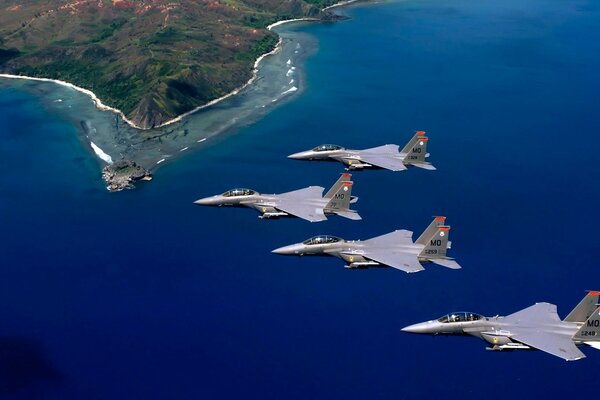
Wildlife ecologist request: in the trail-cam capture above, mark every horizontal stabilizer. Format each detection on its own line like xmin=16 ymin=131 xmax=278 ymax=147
xmin=410 ymin=162 xmax=436 ymax=171
xmin=585 ymin=342 xmax=600 ymax=351
xmin=431 ymin=258 xmax=462 ymax=269
xmin=335 ymin=210 xmax=362 ymax=221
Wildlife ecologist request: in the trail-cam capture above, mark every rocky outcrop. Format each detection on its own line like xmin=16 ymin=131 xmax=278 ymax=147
xmin=102 ymin=160 xmax=152 ymax=192
xmin=320 ymin=10 xmax=351 ymax=22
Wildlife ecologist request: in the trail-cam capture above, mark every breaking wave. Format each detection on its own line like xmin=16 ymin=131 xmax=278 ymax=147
xmin=281 ymin=86 xmax=298 ymax=96
xmin=90 ymin=142 xmax=113 ymax=164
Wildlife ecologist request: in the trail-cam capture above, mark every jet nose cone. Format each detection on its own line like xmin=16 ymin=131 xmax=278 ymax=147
xmin=287 ymin=150 xmax=312 ymax=160
xmin=272 ymin=244 xmax=303 ymax=255
xmin=401 ymin=322 xmax=432 ymax=334
xmin=193 ymin=196 xmax=220 ymax=206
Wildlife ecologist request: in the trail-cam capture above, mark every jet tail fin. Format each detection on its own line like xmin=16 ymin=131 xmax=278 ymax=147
xmin=399 ymin=131 xmax=425 ymax=154
xmin=573 ymin=306 xmax=600 ymax=343
xmin=415 ymin=216 xmax=447 ymax=245
xmin=324 ymin=173 xmax=352 ymax=199
xmin=418 ymin=225 xmax=459 ymax=267
xmin=400 ymin=131 xmax=430 ymax=165
xmin=324 ymin=181 xmax=355 ymax=213
xmin=564 ymin=291 xmax=600 ymax=323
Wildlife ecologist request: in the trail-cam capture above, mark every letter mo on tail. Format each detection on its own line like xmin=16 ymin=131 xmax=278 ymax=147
xmin=325 ymin=182 xmax=353 ymax=211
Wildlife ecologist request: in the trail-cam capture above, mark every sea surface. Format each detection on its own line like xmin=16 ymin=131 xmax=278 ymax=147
xmin=1 ymin=0 xmax=600 ymax=398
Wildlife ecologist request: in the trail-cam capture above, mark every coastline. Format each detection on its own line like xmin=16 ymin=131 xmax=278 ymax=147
xmin=0 ymin=0 xmax=361 ymax=132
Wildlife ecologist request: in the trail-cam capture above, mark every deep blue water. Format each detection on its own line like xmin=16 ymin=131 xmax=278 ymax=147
xmin=1 ymin=0 xmax=600 ymax=398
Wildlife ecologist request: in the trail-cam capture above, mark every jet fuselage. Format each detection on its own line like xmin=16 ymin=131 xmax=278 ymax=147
xmin=288 ymin=148 xmax=408 ymax=170
xmin=402 ymin=314 xmax=582 ymax=350
xmin=272 ymin=238 xmax=427 ymax=269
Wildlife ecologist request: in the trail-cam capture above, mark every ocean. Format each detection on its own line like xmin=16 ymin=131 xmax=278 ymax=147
xmin=1 ymin=0 xmax=599 ymax=398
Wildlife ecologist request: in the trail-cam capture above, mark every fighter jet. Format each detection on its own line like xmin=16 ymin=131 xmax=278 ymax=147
xmin=401 ymin=291 xmax=600 ymax=361
xmin=272 ymin=217 xmax=460 ymax=272
xmin=194 ymin=173 xmax=360 ymax=222
xmin=287 ymin=131 xmax=435 ymax=171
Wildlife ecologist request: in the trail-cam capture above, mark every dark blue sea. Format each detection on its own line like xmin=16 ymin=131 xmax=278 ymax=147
xmin=1 ymin=0 xmax=600 ymax=398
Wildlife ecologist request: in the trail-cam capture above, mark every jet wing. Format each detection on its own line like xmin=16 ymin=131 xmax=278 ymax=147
xmin=362 ymin=144 xmax=400 ymax=154
xmin=356 ymin=153 xmax=407 ymax=171
xmin=363 ymin=229 xmax=414 ymax=247
xmin=350 ymin=145 xmax=405 ymax=171
xmin=275 ymin=200 xmax=327 ymax=222
xmin=503 ymin=303 xmax=561 ymax=324
xmin=354 ymin=229 xmax=421 ymax=272
xmin=510 ymin=330 xmax=586 ymax=361
xmin=362 ymin=249 xmax=425 ymax=273
xmin=278 ymin=186 xmax=324 ymax=199
xmin=502 ymin=302 xmax=585 ymax=361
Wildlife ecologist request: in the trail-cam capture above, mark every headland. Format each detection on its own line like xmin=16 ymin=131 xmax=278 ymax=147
xmin=0 ymin=0 xmax=365 ymax=191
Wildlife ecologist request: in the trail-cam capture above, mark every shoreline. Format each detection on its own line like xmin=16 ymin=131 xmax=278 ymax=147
xmin=0 ymin=0 xmax=361 ymax=132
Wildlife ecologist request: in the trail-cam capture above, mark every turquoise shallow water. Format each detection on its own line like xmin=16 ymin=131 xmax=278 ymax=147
xmin=1 ymin=0 xmax=600 ymax=398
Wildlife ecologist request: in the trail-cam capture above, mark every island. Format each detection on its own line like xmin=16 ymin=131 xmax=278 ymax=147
xmin=0 ymin=0 xmax=342 ymax=130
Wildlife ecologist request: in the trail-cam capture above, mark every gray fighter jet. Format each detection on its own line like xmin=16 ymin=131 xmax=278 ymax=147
xmin=287 ymin=131 xmax=435 ymax=171
xmin=272 ymin=217 xmax=460 ymax=272
xmin=194 ymin=173 xmax=360 ymax=222
xmin=401 ymin=292 xmax=600 ymax=361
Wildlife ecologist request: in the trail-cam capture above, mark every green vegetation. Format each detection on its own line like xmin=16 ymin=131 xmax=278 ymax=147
xmin=89 ymin=19 xmax=128 ymax=43
xmin=242 ymin=14 xmax=280 ymax=29
xmin=0 ymin=0 xmax=342 ymax=128
xmin=236 ymin=34 xmax=279 ymax=62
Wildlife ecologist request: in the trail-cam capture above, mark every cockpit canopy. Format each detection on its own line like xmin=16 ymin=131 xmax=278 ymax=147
xmin=437 ymin=312 xmax=484 ymax=323
xmin=312 ymin=144 xmax=344 ymax=152
xmin=222 ymin=188 xmax=256 ymax=197
xmin=303 ymin=235 xmax=342 ymax=245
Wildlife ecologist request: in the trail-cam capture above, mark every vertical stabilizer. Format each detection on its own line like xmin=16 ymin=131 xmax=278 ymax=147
xmin=400 ymin=131 xmax=428 ymax=164
xmin=573 ymin=307 xmax=600 ymax=342
xmin=324 ymin=173 xmax=352 ymax=199
xmin=325 ymin=181 xmax=360 ymax=220
xmin=564 ymin=291 xmax=600 ymax=323
xmin=325 ymin=181 xmax=353 ymax=211
xmin=416 ymin=216 xmax=446 ymax=245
